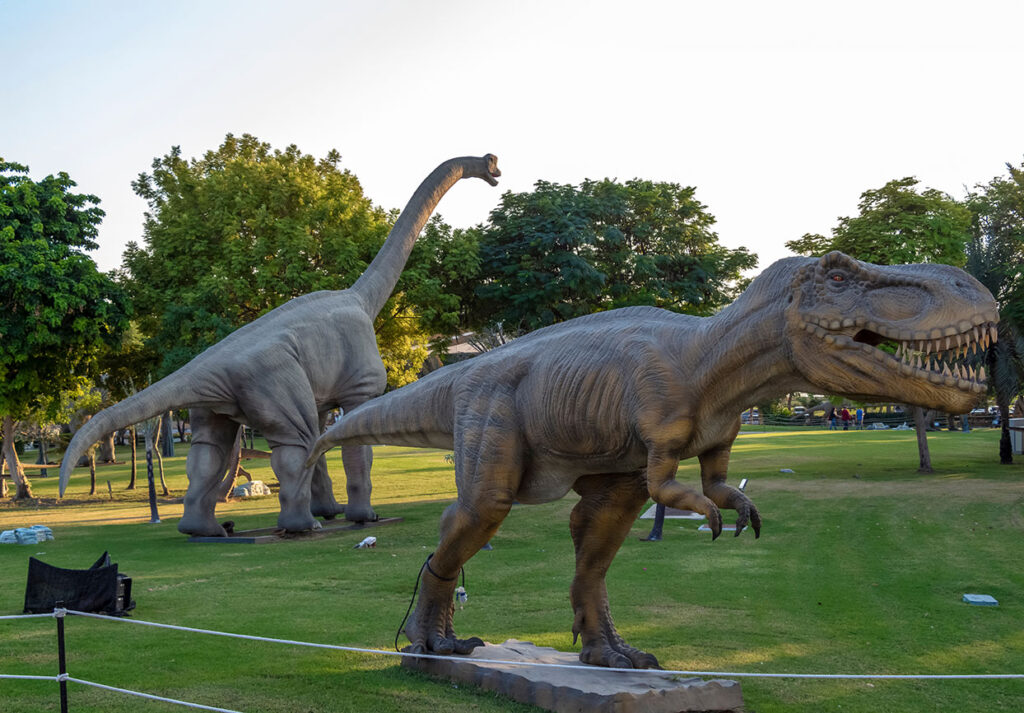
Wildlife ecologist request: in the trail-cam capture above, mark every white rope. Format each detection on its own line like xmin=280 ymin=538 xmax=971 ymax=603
xmin=65 ymin=677 xmax=244 ymax=713
xmin=63 ymin=610 xmax=1024 ymax=681
xmin=0 ymin=613 xmax=54 ymax=620
xmin=0 ymin=673 xmax=58 ymax=681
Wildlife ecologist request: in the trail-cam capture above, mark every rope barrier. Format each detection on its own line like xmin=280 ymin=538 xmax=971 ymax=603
xmin=61 ymin=610 xmax=1024 ymax=681
xmin=64 ymin=677 xmax=244 ymax=713
xmin=0 ymin=612 xmax=54 ymax=620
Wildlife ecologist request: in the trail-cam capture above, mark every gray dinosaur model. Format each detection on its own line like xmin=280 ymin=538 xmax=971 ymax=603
xmin=308 ymin=251 xmax=997 ymax=668
xmin=59 ymin=154 xmax=500 ymax=536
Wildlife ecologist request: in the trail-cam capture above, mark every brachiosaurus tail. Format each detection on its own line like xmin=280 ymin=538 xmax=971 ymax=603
xmin=58 ymin=374 xmax=199 ymax=496
xmin=350 ymin=154 xmax=499 ymax=319
xmin=306 ymin=373 xmax=457 ymax=467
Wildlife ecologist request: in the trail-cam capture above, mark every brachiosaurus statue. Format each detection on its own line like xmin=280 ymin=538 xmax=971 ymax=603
xmin=308 ymin=251 xmax=997 ymax=668
xmin=59 ymin=154 xmax=500 ymax=536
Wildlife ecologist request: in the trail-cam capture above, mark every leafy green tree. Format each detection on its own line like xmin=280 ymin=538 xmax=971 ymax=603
xmin=0 ymin=159 xmax=130 ymax=498
xmin=123 ymin=134 xmax=469 ymax=386
xmin=786 ymin=177 xmax=972 ymax=266
xmin=786 ymin=177 xmax=973 ymax=472
xmin=966 ymin=158 xmax=1024 ymax=462
xmin=473 ymin=178 xmax=756 ymax=333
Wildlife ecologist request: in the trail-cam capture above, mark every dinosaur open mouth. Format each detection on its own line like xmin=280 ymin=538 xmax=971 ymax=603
xmin=802 ymin=318 xmax=996 ymax=394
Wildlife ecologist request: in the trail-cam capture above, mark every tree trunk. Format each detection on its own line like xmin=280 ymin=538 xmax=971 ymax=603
xmin=2 ymin=415 xmax=34 ymax=499
xmin=999 ymin=403 xmax=1013 ymax=465
xmin=127 ymin=425 xmax=137 ymax=489
xmin=97 ymin=431 xmax=116 ymax=463
xmin=36 ymin=438 xmax=48 ymax=477
xmin=88 ymin=451 xmax=96 ymax=496
xmin=160 ymin=411 xmax=175 ymax=458
xmin=912 ymin=406 xmax=933 ymax=473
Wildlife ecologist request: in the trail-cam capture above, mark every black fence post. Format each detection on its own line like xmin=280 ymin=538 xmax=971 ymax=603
xmin=55 ymin=604 xmax=68 ymax=713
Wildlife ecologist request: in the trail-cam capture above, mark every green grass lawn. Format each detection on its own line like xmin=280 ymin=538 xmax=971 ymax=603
xmin=1 ymin=430 xmax=1022 ymax=712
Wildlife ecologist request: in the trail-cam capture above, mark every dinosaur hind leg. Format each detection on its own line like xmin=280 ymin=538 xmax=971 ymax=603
xmin=309 ymin=412 xmax=346 ymax=520
xmin=339 ymin=445 xmax=377 ymax=522
xmin=404 ymin=405 xmax=521 ymax=656
xmin=569 ymin=473 xmax=660 ymax=669
xmin=178 ymin=408 xmax=238 ymax=537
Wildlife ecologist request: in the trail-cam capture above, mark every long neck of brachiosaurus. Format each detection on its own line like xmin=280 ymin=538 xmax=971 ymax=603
xmin=351 ymin=158 xmax=473 ymax=319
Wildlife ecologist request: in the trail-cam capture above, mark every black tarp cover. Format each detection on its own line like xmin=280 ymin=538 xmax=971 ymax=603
xmin=23 ymin=552 xmax=133 ymax=615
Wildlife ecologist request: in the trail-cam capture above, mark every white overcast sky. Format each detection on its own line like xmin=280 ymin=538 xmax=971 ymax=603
xmin=3 ymin=0 xmax=1023 ymax=274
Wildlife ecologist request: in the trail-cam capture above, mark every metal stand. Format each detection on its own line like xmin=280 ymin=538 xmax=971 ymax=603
xmin=641 ymin=504 xmax=665 ymax=541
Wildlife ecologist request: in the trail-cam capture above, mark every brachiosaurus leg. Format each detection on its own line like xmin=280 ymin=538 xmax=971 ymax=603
xmin=270 ymin=445 xmax=321 ymax=532
xmin=309 ymin=412 xmax=345 ymax=520
xmin=403 ymin=401 xmax=521 ymax=656
xmin=339 ymin=445 xmax=377 ymax=522
xmin=178 ymin=408 xmax=238 ymax=536
xmin=569 ymin=473 xmax=660 ymax=669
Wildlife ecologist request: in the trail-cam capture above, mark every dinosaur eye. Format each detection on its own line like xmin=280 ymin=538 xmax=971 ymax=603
xmin=828 ymin=271 xmax=846 ymax=283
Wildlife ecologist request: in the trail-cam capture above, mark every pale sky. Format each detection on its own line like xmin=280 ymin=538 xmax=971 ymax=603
xmin=3 ymin=0 xmax=1023 ymax=274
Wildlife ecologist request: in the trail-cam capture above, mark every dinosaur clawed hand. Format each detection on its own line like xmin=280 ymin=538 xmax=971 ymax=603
xmin=731 ymin=492 xmax=762 ymax=538
xmin=703 ymin=486 xmax=761 ymax=540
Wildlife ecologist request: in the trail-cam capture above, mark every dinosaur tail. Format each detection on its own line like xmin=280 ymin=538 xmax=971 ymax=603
xmin=58 ymin=374 xmax=197 ymax=496
xmin=350 ymin=154 xmax=499 ymax=319
xmin=306 ymin=374 xmax=456 ymax=467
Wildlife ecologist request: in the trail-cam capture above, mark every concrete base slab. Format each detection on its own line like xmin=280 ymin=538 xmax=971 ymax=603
xmin=402 ymin=639 xmax=743 ymax=712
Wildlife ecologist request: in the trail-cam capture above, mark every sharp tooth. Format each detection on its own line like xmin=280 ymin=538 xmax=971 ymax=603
xmin=946 ymin=336 xmax=952 ymax=350
xmin=925 ymin=340 xmax=933 ymax=356
xmin=973 ymin=326 xmax=981 ymax=343
xmin=943 ymin=364 xmax=952 ymax=377
xmin=979 ymin=365 xmax=986 ymax=381
xmin=969 ymin=366 xmax=976 ymax=380
xmin=990 ymin=325 xmax=998 ymax=343
xmin=914 ymin=354 xmax=922 ymax=369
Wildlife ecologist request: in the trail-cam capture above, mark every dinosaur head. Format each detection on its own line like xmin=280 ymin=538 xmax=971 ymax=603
xmin=784 ymin=251 xmax=998 ymax=413
xmin=469 ymin=154 xmax=501 ymax=186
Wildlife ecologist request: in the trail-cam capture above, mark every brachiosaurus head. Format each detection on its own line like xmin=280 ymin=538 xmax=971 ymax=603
xmin=784 ymin=251 xmax=998 ymax=413
xmin=470 ymin=153 xmax=501 ymax=186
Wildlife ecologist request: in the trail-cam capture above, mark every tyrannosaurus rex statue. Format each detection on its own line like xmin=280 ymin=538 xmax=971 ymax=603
xmin=308 ymin=251 xmax=997 ymax=668
xmin=59 ymin=154 xmax=500 ymax=536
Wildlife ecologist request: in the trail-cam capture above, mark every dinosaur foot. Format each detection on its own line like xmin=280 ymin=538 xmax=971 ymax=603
xmin=276 ymin=512 xmax=323 ymax=533
xmin=342 ymin=504 xmax=379 ymax=524
xmin=310 ymin=503 xmax=345 ymax=521
xmin=177 ymin=512 xmax=227 ymax=537
xmin=579 ymin=639 xmax=661 ymax=669
xmin=403 ymin=635 xmax=485 ymax=657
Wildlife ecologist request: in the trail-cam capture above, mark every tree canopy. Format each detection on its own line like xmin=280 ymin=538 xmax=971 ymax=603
xmin=0 ymin=159 xmax=130 ymax=421
xmin=785 ymin=177 xmax=972 ymax=266
xmin=470 ymin=178 xmax=757 ymax=333
xmin=122 ymin=134 xmax=466 ymax=386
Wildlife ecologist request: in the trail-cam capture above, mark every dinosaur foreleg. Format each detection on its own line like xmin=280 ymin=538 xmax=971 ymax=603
xmin=270 ymin=445 xmax=321 ymax=533
xmin=569 ymin=473 xmax=660 ymax=669
xmin=178 ymin=409 xmax=238 ymax=537
xmin=339 ymin=445 xmax=377 ymax=522
xmin=646 ymin=449 xmax=724 ymax=538
xmin=698 ymin=445 xmax=761 ymax=538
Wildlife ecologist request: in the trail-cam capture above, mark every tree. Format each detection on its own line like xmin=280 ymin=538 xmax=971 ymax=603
xmin=786 ymin=177 xmax=973 ymax=472
xmin=0 ymin=159 xmax=130 ymax=498
xmin=472 ymin=178 xmax=756 ymax=333
xmin=965 ymin=158 xmax=1024 ymax=463
xmin=123 ymin=134 xmax=470 ymax=386
xmin=786 ymin=177 xmax=971 ymax=266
